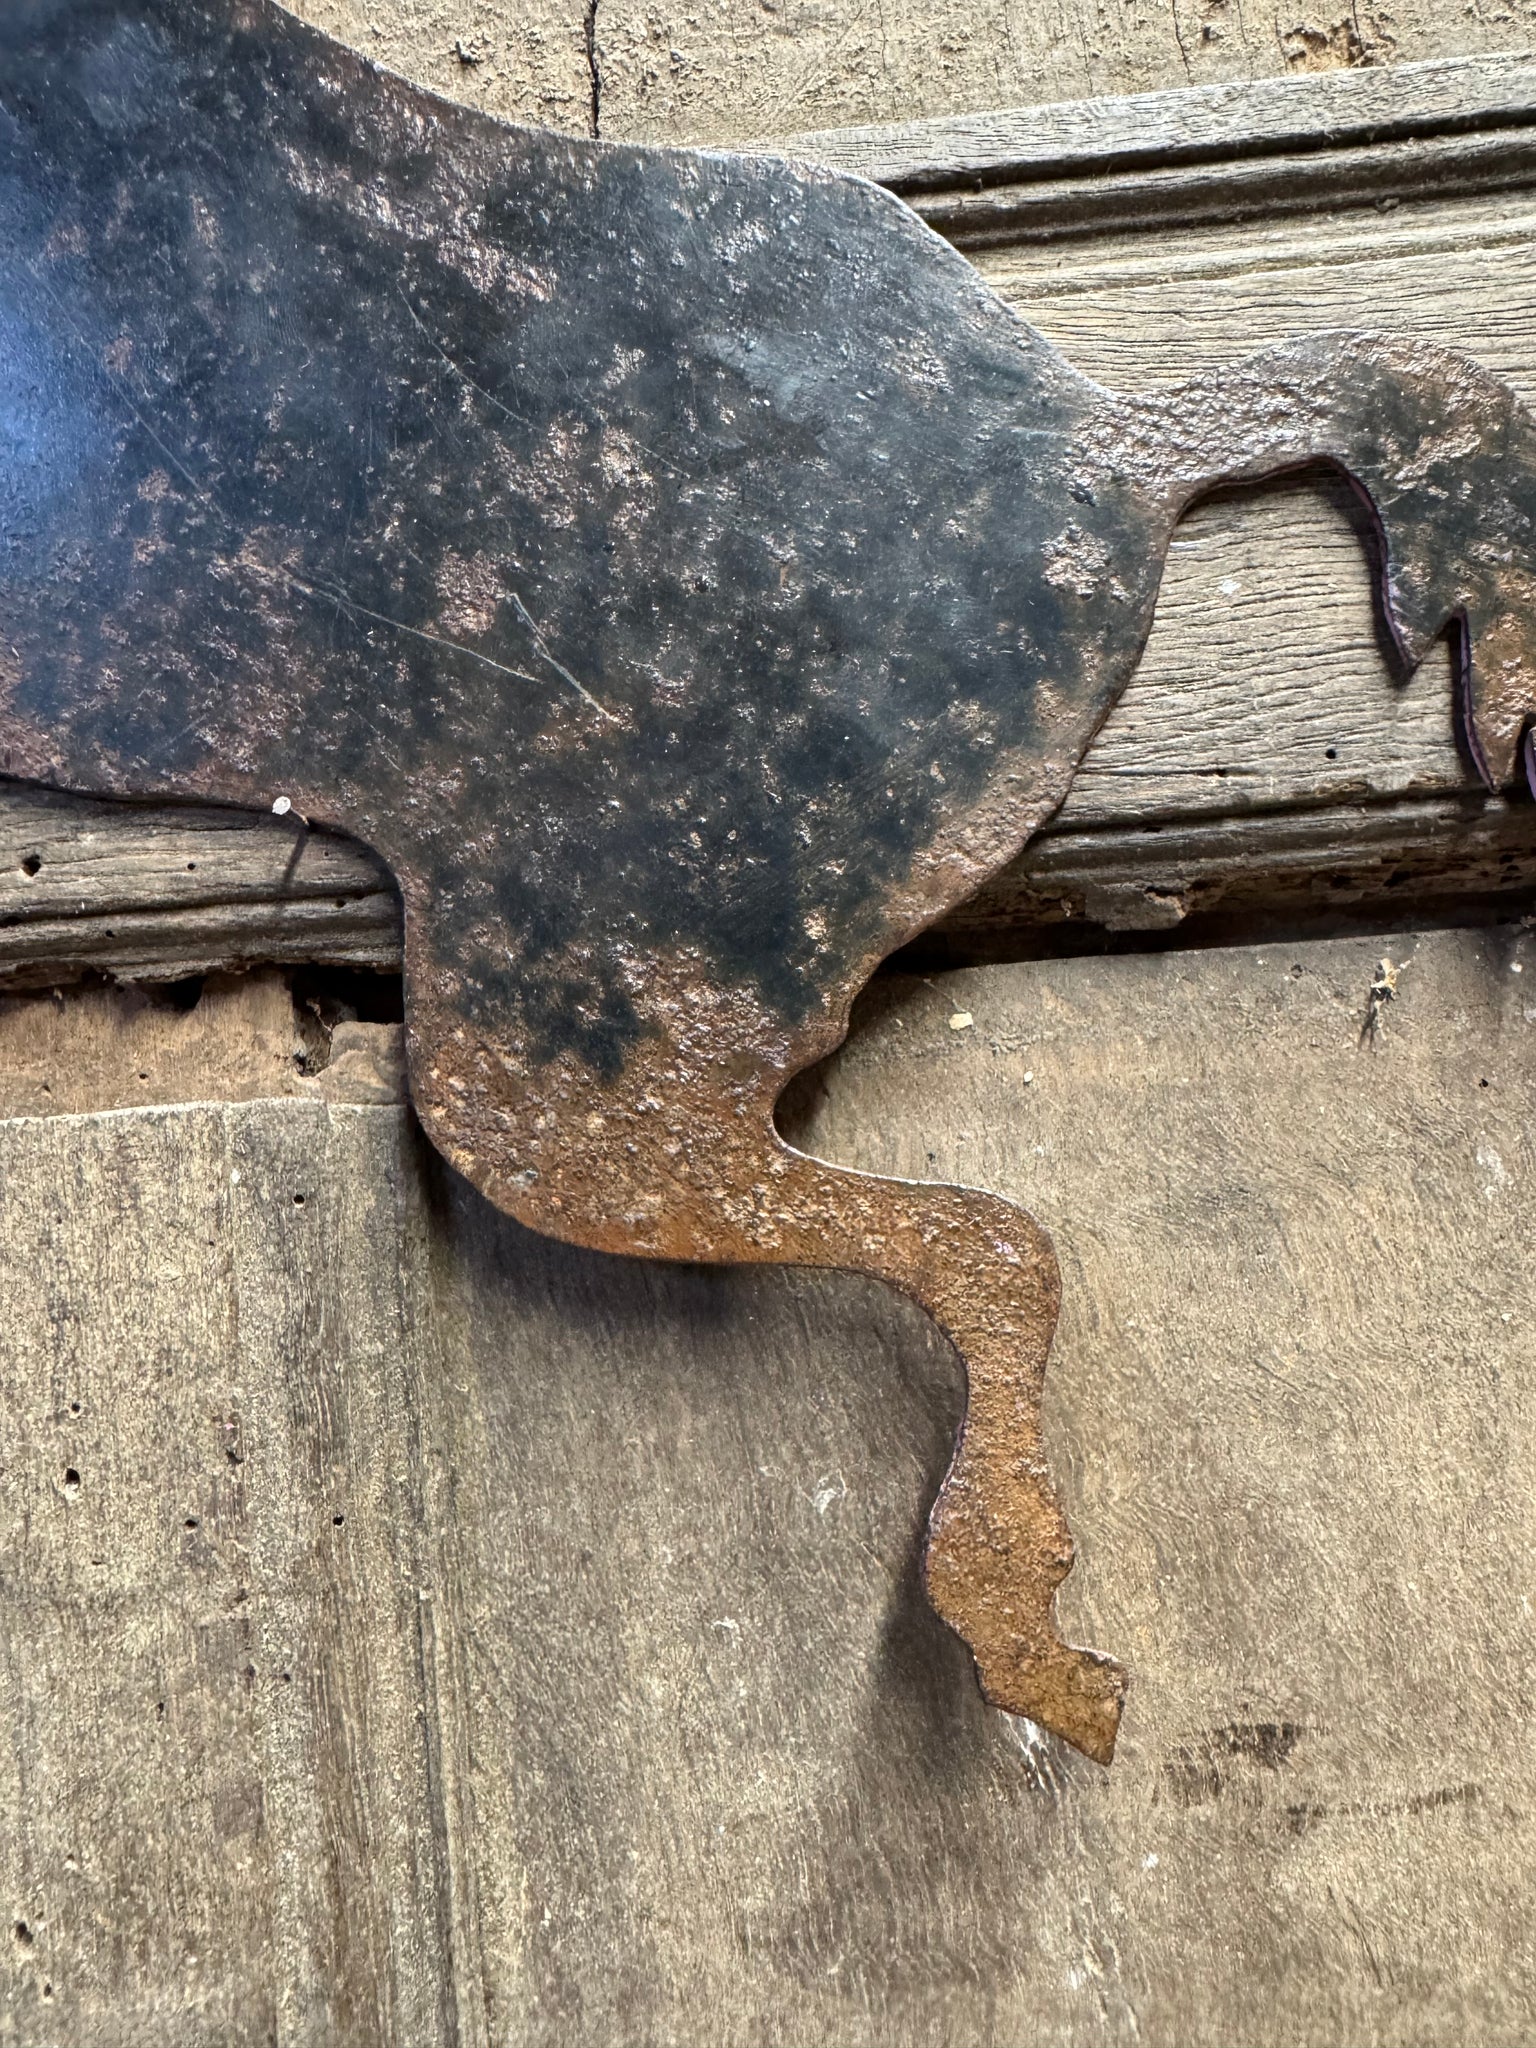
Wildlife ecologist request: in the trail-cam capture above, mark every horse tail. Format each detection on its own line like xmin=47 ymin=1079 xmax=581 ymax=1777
xmin=1079 ymin=333 xmax=1536 ymax=790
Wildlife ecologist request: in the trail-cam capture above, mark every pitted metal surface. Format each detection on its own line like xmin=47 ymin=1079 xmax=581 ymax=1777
xmin=4 ymin=0 xmax=1536 ymax=1762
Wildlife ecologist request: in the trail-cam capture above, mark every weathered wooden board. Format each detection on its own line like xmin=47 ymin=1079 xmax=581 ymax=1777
xmin=0 ymin=1103 xmax=456 ymax=2045
xmin=973 ymin=195 xmax=1536 ymax=402
xmin=780 ymin=924 xmax=1536 ymax=2042
xmin=3 ymin=924 xmax=1533 ymax=2041
xmin=791 ymin=50 xmax=1536 ymax=189
xmin=0 ymin=474 xmax=1511 ymax=982
xmin=589 ymin=0 xmax=1519 ymax=147
xmin=281 ymin=0 xmax=1532 ymax=160
xmin=280 ymin=0 xmax=1416 ymax=144
xmin=0 ymin=972 xmax=404 ymax=1119
xmin=1059 ymin=475 xmax=1466 ymax=826
xmin=790 ymin=56 xmax=1536 ymax=250
xmin=0 ymin=794 xmax=397 ymax=991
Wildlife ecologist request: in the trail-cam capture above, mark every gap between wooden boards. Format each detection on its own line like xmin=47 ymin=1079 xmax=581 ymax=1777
xmin=0 ymin=778 xmax=1532 ymax=990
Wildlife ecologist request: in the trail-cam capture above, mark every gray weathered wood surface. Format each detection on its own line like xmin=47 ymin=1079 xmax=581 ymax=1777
xmin=0 ymin=1104 xmax=456 ymax=2045
xmin=291 ymin=0 xmax=1534 ymax=146
xmin=782 ymin=52 xmax=1536 ymax=252
xmin=5 ymin=927 xmax=1535 ymax=2042
xmin=0 ymin=474 xmax=1518 ymax=981
xmin=790 ymin=50 xmax=1536 ymax=189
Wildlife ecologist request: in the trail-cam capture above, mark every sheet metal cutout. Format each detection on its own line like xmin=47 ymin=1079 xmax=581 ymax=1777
xmin=5 ymin=0 xmax=1536 ymax=1762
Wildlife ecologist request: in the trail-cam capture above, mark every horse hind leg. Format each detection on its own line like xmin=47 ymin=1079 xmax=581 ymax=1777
xmin=587 ymin=1106 xmax=1128 ymax=1764
xmin=406 ymin=970 xmax=1126 ymax=1760
xmin=735 ymin=1135 xmax=1127 ymax=1761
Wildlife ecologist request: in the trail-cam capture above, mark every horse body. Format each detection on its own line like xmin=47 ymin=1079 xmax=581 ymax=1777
xmin=5 ymin=0 xmax=1536 ymax=1761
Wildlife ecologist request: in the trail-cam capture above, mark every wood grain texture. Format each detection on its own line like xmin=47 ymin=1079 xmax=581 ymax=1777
xmin=0 ymin=470 xmax=1514 ymax=978
xmin=591 ymin=0 xmax=1529 ymax=147
xmin=3 ymin=24 xmax=1535 ymax=2044
xmin=1 ymin=60 xmax=1531 ymax=987
xmin=898 ymin=130 xmax=1536 ymax=254
xmin=972 ymin=192 xmax=1536 ymax=399
xmin=0 ymin=973 xmax=405 ymax=1118
xmin=0 ymin=1104 xmax=455 ymax=2045
xmin=0 ymin=792 xmax=397 ymax=991
xmin=921 ymin=792 xmax=1536 ymax=957
xmin=775 ymin=923 xmax=1536 ymax=2044
xmin=4 ymin=925 xmax=1534 ymax=2041
xmin=1060 ymin=474 xmax=1466 ymax=825
xmin=951 ymin=161 xmax=1536 ymax=835
xmin=789 ymin=49 xmax=1536 ymax=188
xmin=273 ymin=0 xmax=1525 ymax=148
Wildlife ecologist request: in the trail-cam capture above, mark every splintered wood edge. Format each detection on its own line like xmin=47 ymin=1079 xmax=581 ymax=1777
xmin=0 ymin=788 xmax=401 ymax=988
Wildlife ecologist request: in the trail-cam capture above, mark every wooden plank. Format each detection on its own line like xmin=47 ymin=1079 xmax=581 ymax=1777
xmin=0 ymin=972 xmax=405 ymax=1118
xmin=387 ymin=929 xmax=1536 ymax=2048
xmin=916 ymin=792 xmax=1536 ymax=957
xmin=0 ymin=793 xmax=388 ymax=920
xmin=0 ymin=1102 xmax=455 ymax=2044
xmin=903 ymin=129 xmax=1536 ymax=252
xmin=589 ymin=0 xmax=1514 ymax=147
xmin=765 ymin=923 xmax=1536 ymax=2043
xmin=0 ymin=890 xmax=400 ymax=989
xmin=787 ymin=49 xmax=1536 ymax=190
xmin=0 ymin=466 xmax=1515 ymax=979
xmin=972 ymin=190 xmax=1536 ymax=400
xmin=0 ymin=791 xmax=398 ymax=989
xmin=1 ymin=28 xmax=1533 ymax=2045
xmin=0 ymin=60 xmax=1526 ymax=984
xmin=1060 ymin=473 xmax=1468 ymax=826
xmin=5 ymin=933 xmax=1533 ymax=2039
xmin=279 ymin=0 xmax=1521 ymax=153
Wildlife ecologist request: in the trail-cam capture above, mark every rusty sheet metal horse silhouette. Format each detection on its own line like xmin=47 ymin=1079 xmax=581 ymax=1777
xmin=5 ymin=0 xmax=1536 ymax=1763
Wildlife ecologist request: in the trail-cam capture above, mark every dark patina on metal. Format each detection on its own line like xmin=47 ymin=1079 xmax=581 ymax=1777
xmin=4 ymin=0 xmax=1536 ymax=1763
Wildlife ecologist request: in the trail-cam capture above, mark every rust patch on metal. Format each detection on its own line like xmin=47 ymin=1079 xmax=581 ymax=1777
xmin=5 ymin=1 xmax=1536 ymax=1763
